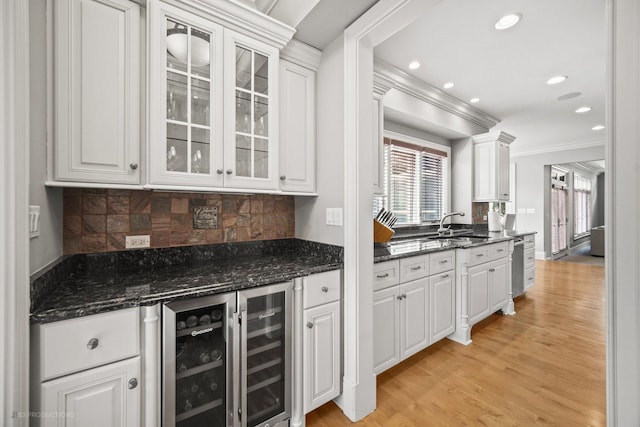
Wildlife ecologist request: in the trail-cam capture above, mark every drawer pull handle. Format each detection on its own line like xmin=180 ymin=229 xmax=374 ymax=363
xmin=377 ymin=273 xmax=389 ymax=279
xmin=489 ymin=268 xmax=495 ymax=272
xmin=528 ymin=257 xmax=534 ymax=260
xmin=321 ymin=286 xmax=329 ymax=293
xmin=439 ymin=260 xmax=448 ymax=264
xmin=528 ymin=277 xmax=534 ymax=281
xmin=259 ymin=312 xmax=275 ymax=320
xmin=410 ymin=266 xmax=421 ymax=271
xmin=476 ymin=254 xmax=484 ymax=257
xmin=441 ymin=274 xmax=449 ymax=279
xmin=497 ymin=249 xmax=504 ymax=252
xmin=307 ymin=322 xmax=314 ymax=329
xmin=397 ymin=295 xmax=403 ymax=300
xmin=128 ymin=378 xmax=138 ymax=390
xmin=87 ymin=338 xmax=99 ymax=350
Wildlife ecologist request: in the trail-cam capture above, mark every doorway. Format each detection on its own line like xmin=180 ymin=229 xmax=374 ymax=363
xmin=551 ymin=167 xmax=568 ymax=258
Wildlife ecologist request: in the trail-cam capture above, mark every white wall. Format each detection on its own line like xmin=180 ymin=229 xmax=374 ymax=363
xmin=294 ymin=35 xmax=345 ymax=245
xmin=512 ymin=145 xmax=605 ymax=258
xmin=29 ymin=0 xmax=63 ymax=274
xmin=384 ymin=120 xmax=451 ymax=147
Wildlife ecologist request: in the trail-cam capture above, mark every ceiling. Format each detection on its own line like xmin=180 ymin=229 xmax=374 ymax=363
xmin=284 ymin=0 xmax=606 ymax=156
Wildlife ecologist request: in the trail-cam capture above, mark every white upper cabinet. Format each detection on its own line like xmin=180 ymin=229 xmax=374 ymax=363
xmin=223 ymin=31 xmax=279 ymax=190
xmin=279 ymin=59 xmax=317 ymax=193
xmin=148 ymin=2 xmax=224 ymax=187
xmin=473 ymin=131 xmax=515 ymax=202
xmin=147 ymin=0 xmax=294 ymax=192
xmin=50 ymin=0 xmax=142 ymax=186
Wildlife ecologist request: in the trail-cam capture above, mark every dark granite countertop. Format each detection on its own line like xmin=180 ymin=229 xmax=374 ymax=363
xmin=374 ymin=229 xmax=537 ymax=263
xmin=31 ymin=239 xmax=342 ymax=324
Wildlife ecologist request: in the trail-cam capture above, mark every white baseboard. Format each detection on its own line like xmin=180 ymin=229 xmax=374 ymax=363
xmin=535 ymin=251 xmax=546 ymax=260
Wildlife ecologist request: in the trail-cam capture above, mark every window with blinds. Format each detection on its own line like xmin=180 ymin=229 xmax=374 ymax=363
xmin=574 ymin=173 xmax=592 ymax=238
xmin=374 ymin=137 xmax=449 ymax=225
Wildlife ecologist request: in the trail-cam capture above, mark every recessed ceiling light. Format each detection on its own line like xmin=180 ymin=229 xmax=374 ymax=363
xmin=494 ymin=13 xmax=522 ymax=30
xmin=409 ymin=61 xmax=421 ymax=70
xmin=557 ymin=92 xmax=582 ymax=101
xmin=470 ymin=97 xmax=480 ymax=103
xmin=592 ymin=125 xmax=605 ymax=131
xmin=443 ymin=82 xmax=454 ymax=89
xmin=575 ymin=106 xmax=592 ymax=113
xmin=547 ymin=75 xmax=568 ymax=85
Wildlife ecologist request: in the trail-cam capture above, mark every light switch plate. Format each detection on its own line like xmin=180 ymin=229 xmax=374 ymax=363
xmin=29 ymin=205 xmax=40 ymax=238
xmin=326 ymin=208 xmax=343 ymax=226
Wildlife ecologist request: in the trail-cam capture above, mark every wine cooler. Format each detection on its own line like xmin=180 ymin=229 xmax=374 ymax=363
xmin=163 ymin=282 xmax=292 ymax=427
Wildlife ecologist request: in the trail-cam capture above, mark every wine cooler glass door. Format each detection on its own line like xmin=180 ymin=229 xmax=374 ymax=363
xmin=239 ymin=282 xmax=292 ymax=427
xmin=163 ymin=293 xmax=236 ymax=427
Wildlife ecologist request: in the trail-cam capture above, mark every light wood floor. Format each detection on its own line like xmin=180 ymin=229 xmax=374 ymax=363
xmin=307 ymin=260 xmax=606 ymax=426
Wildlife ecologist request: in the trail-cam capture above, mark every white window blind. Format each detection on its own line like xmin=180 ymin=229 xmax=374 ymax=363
xmin=374 ymin=137 xmax=448 ymax=225
xmin=574 ymin=173 xmax=592 ymax=237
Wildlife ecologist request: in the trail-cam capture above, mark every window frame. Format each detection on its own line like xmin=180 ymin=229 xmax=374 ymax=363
xmin=573 ymin=172 xmax=592 ymax=239
xmin=377 ymin=130 xmax=451 ymax=227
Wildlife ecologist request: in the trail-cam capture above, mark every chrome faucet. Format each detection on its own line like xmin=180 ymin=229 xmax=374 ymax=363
xmin=438 ymin=212 xmax=465 ymax=236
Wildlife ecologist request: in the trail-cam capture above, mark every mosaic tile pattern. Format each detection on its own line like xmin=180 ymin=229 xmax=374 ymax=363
xmin=63 ymin=189 xmax=295 ymax=254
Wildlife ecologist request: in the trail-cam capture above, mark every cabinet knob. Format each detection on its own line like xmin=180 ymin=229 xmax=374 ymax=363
xmin=226 ymin=169 xmax=233 ymax=175
xmin=129 ymin=163 xmax=138 ymax=170
xmin=306 ymin=322 xmax=313 ymax=329
xmin=489 ymin=268 xmax=495 ymax=272
xmin=86 ymin=338 xmax=99 ymax=350
xmin=216 ymin=169 xmax=223 ymax=175
xmin=280 ymin=175 xmax=286 ymax=181
xmin=397 ymin=295 xmax=403 ymax=301
xmin=128 ymin=378 xmax=138 ymax=390
xmin=321 ymin=286 xmax=328 ymax=293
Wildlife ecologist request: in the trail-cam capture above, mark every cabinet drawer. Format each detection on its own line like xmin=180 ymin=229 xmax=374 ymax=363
xmin=489 ymin=242 xmax=509 ymax=261
xmin=430 ymin=250 xmax=455 ymax=275
xmin=303 ymin=269 xmax=342 ymax=309
xmin=524 ymin=248 xmax=536 ymax=269
xmin=37 ymin=308 xmax=139 ymax=381
xmin=524 ymin=267 xmax=536 ymax=290
xmin=524 ymin=234 xmax=535 ymax=249
xmin=373 ymin=260 xmax=400 ymax=291
xmin=468 ymin=246 xmax=490 ymax=267
xmin=400 ymin=254 xmax=430 ymax=282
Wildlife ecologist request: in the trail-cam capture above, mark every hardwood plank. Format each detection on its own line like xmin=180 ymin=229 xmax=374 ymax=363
xmin=306 ymin=260 xmax=606 ymax=426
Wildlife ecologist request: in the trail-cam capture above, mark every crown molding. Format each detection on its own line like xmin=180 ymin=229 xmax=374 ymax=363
xmin=472 ymin=130 xmax=516 ymax=145
xmin=510 ymin=137 xmax=605 ymax=158
xmin=280 ymin=39 xmax=323 ymax=70
xmin=165 ymin=0 xmax=295 ymax=49
xmin=373 ymin=59 xmax=501 ymax=130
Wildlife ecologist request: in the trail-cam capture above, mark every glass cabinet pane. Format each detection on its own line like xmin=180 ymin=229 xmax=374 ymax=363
xmin=236 ymin=135 xmax=251 ymax=177
xmin=167 ymin=72 xmax=188 ymax=123
xmin=166 ymin=19 xmax=188 ymax=73
xmin=236 ymin=46 xmax=252 ymax=90
xmin=245 ymin=292 xmax=286 ymax=426
xmin=167 ymin=124 xmax=188 ymax=172
xmin=236 ymin=91 xmax=251 ymax=134
xmin=254 ymin=96 xmax=268 ymax=137
xmin=191 ymin=128 xmax=210 ymax=174
xmin=191 ymin=78 xmax=210 ymax=127
xmin=190 ymin=27 xmax=210 ymax=78
xmin=254 ymin=138 xmax=268 ymax=178
xmin=254 ymin=53 xmax=268 ymax=95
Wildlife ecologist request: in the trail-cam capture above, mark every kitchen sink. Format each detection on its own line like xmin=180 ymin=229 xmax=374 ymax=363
xmin=428 ymin=236 xmax=488 ymax=242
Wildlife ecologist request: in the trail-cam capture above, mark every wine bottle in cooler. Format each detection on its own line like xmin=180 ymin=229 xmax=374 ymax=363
xmin=186 ymin=315 xmax=199 ymax=328
xmin=176 ymin=387 xmax=194 ymax=413
xmin=192 ymin=345 xmax=211 ymax=365
xmin=201 ymin=371 xmax=219 ymax=393
xmin=211 ymin=308 xmax=223 ymax=322
xmin=176 ymin=342 xmax=190 ymax=373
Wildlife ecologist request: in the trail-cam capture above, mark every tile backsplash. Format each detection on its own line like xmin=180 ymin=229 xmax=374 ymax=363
xmin=63 ymin=189 xmax=295 ymax=254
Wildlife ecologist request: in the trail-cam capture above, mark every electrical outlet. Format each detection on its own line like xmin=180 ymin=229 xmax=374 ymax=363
xmin=29 ymin=205 xmax=40 ymax=238
xmin=126 ymin=235 xmax=150 ymax=249
xmin=326 ymin=208 xmax=343 ymax=226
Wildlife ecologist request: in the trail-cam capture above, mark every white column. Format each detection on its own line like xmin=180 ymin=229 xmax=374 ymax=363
xmin=291 ymin=277 xmax=304 ymax=427
xmin=142 ymin=305 xmax=161 ymax=427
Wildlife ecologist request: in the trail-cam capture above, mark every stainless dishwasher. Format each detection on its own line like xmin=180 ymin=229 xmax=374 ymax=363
xmin=512 ymin=237 xmax=525 ymax=298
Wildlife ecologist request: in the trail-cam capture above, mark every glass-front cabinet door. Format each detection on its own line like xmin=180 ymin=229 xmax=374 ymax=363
xmin=149 ymin=2 xmax=224 ymax=187
xmin=224 ymin=31 xmax=279 ymax=190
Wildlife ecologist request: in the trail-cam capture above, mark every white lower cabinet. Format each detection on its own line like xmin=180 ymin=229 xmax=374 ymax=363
xmin=41 ymin=357 xmax=140 ymax=427
xmin=31 ymin=308 xmax=141 ymax=427
xmin=373 ymin=251 xmax=455 ymax=375
xmin=302 ymin=270 xmax=342 ymax=413
xmin=449 ymin=241 xmax=513 ymax=345
xmin=429 ymin=271 xmax=456 ymax=342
